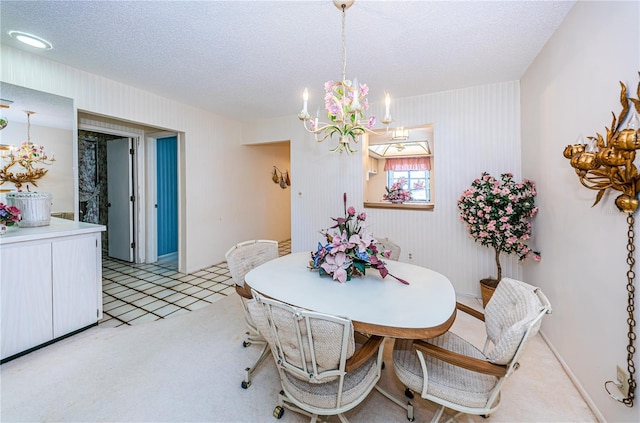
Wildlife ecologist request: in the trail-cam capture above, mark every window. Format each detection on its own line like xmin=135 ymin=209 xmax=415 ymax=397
xmin=363 ymin=125 xmax=434 ymax=210
xmin=387 ymin=169 xmax=430 ymax=202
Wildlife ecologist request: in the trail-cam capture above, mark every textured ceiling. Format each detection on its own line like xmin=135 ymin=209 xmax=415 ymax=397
xmin=0 ymin=0 xmax=575 ymax=123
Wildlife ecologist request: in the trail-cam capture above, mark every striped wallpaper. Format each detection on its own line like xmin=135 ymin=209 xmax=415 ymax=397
xmin=282 ymin=80 xmax=525 ymax=296
xmin=2 ymin=45 xmax=529 ymax=296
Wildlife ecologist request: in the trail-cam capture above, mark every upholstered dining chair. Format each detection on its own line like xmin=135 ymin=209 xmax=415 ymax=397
xmin=224 ymin=239 xmax=279 ymax=389
xmin=376 ymin=237 xmax=401 ymax=261
xmin=377 ymin=278 xmax=552 ymax=422
xmin=247 ymin=289 xmax=385 ymax=423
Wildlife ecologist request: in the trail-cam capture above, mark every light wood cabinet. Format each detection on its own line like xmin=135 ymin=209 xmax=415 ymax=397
xmin=0 ymin=218 xmax=105 ymax=362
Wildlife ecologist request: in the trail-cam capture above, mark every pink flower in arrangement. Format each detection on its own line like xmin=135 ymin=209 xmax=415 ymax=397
xmin=347 ymin=206 xmax=356 ymax=216
xmin=358 ymin=212 xmax=366 ymax=221
xmin=321 ymin=252 xmax=349 ymax=283
xmin=329 ymin=231 xmax=348 ymax=253
xmin=350 ymin=231 xmax=374 ymax=253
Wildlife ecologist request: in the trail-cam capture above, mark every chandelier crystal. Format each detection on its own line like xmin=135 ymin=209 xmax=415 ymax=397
xmin=298 ymin=0 xmax=393 ymax=153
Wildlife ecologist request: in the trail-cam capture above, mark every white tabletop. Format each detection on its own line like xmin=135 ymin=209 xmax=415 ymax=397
xmin=245 ymin=251 xmax=457 ymax=339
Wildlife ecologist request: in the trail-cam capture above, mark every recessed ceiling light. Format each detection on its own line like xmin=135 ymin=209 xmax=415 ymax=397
xmin=8 ymin=31 xmax=52 ymax=50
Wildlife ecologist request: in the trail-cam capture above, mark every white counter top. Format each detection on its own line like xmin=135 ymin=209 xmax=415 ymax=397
xmin=0 ymin=217 xmax=105 ymax=245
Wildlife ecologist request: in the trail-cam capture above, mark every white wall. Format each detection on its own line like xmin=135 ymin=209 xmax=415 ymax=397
xmin=1 ymin=46 xmax=289 ymax=273
xmin=244 ymin=81 xmax=527 ymax=296
xmin=521 ymin=1 xmax=639 ymax=421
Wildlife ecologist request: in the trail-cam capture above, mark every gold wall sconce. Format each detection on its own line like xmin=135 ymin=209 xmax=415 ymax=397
xmin=563 ymin=73 xmax=639 ymax=407
xmin=272 ymin=166 xmax=290 ymax=189
xmin=0 ymin=111 xmax=55 ymax=190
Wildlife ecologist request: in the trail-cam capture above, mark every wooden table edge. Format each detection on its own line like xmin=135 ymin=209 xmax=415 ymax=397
xmin=353 ymin=307 xmax=457 ymax=339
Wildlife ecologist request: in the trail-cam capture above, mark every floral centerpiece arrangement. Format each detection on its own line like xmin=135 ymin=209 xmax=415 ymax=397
xmin=0 ymin=202 xmax=21 ymax=234
xmin=383 ymin=177 xmax=412 ymax=203
xmin=309 ymin=79 xmax=376 ymax=153
xmin=457 ymin=172 xmax=541 ymax=288
xmin=310 ymin=193 xmax=408 ymax=284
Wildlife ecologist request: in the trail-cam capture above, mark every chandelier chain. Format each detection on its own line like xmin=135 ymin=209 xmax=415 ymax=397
xmin=27 ymin=112 xmax=31 ymax=142
xmin=341 ymin=4 xmax=347 ymax=82
xmin=623 ymin=213 xmax=637 ymax=407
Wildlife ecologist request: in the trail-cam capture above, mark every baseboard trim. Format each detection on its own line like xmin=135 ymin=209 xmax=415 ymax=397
xmin=539 ymin=330 xmax=605 ymax=423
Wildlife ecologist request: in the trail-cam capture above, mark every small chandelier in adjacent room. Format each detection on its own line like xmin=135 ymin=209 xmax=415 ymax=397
xmin=0 ymin=111 xmax=55 ymax=189
xmin=298 ymin=0 xmax=393 ymax=153
xmin=392 ymin=127 xmax=409 ymax=141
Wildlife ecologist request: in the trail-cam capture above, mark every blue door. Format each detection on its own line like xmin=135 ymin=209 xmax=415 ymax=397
xmin=156 ymin=136 xmax=178 ymax=257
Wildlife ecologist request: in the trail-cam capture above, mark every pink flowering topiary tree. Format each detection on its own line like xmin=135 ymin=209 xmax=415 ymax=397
xmin=457 ymin=172 xmax=541 ymax=287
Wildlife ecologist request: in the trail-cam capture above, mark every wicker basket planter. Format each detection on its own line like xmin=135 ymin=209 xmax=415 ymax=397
xmin=480 ymin=278 xmax=499 ymax=308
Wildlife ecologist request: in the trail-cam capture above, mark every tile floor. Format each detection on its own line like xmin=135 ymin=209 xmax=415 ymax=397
xmin=100 ymin=240 xmax=291 ymax=327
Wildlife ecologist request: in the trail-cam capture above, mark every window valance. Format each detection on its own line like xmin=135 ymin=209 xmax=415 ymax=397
xmin=383 ymin=157 xmax=431 ymax=171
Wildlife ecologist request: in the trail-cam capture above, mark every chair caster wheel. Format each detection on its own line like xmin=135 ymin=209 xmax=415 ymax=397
xmin=408 ymin=417 xmax=415 ymax=422
xmin=241 ymin=380 xmax=251 ymax=389
xmin=404 ymin=388 xmax=414 ymax=399
xmin=242 ymin=341 xmax=251 ymax=348
xmin=273 ymin=405 xmax=284 ymax=419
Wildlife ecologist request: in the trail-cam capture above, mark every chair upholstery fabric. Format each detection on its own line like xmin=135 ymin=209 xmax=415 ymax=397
xmin=394 ymin=336 xmax=498 ymax=408
xmin=247 ymin=292 xmax=384 ymax=419
xmin=247 ymin=299 xmax=356 ymax=382
xmin=224 ymin=239 xmax=279 ymax=389
xmin=389 ymin=277 xmax=551 ymax=420
xmin=226 ymin=240 xmax=279 ymax=288
xmin=484 ymin=278 xmax=545 ymax=364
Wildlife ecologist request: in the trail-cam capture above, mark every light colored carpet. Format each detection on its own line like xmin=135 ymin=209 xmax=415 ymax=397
xmin=0 ymin=295 xmax=596 ymax=422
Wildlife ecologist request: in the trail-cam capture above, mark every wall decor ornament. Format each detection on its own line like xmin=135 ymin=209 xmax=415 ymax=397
xmin=563 ymin=73 xmax=640 ymax=408
xmin=271 ymin=166 xmax=290 ymax=189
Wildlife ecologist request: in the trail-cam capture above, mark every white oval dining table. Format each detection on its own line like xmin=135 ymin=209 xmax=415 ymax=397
xmin=245 ymin=251 xmax=457 ymax=339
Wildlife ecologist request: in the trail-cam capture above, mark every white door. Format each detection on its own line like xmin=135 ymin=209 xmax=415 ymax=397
xmin=107 ymin=138 xmax=134 ymax=262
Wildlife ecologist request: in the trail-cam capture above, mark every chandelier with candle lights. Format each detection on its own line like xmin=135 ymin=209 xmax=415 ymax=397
xmin=0 ymin=111 xmax=55 ymax=190
xmin=298 ymin=0 xmax=393 ymax=153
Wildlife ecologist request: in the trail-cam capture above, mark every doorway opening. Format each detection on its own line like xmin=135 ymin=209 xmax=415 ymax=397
xmin=78 ymin=130 xmax=135 ymax=261
xmin=78 ymin=115 xmax=184 ymax=272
